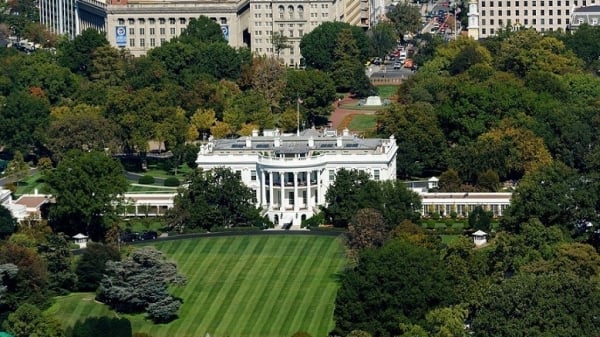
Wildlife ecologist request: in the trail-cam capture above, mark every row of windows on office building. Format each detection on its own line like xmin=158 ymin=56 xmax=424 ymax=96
xmin=126 ymin=27 xmax=185 ymax=36
xmin=116 ymin=17 xmax=228 ymax=26
xmin=253 ymin=3 xmax=329 ymax=10
xmin=480 ymin=0 xmax=591 ymax=6
xmin=481 ymin=8 xmax=569 ymax=16
xmin=128 ymin=37 xmax=166 ymax=48
xmin=481 ymin=17 xmax=569 ymax=27
xmin=481 ymin=22 xmax=563 ymax=35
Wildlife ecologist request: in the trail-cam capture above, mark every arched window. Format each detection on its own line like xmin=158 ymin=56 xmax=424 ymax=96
xmin=279 ymin=5 xmax=285 ymax=19
xmin=297 ymin=5 xmax=304 ymax=18
xmin=288 ymin=5 xmax=294 ymax=18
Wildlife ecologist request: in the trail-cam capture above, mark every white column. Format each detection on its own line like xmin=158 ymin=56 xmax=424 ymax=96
xmin=293 ymin=172 xmax=298 ymax=211
xmin=316 ymin=170 xmax=321 ymax=206
xmin=261 ymin=170 xmax=267 ymax=206
xmin=279 ymin=171 xmax=285 ymax=211
xmin=307 ymin=170 xmax=312 ymax=208
xmin=269 ymin=171 xmax=274 ymax=210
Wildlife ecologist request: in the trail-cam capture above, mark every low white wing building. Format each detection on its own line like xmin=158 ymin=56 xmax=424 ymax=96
xmin=196 ymin=128 xmax=398 ymax=229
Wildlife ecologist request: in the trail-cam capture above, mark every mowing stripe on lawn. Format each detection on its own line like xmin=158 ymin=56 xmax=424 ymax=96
xmin=255 ymin=236 xmax=313 ymax=336
xmin=276 ymin=237 xmax=332 ymax=336
xmin=287 ymin=238 xmax=340 ymax=335
xmin=270 ymin=237 xmax=324 ymax=333
xmin=179 ymin=236 xmax=252 ymax=337
xmin=50 ymin=235 xmax=347 ymax=337
xmin=199 ymin=236 xmax=257 ymax=334
xmin=220 ymin=235 xmax=296 ymax=337
xmin=243 ymin=236 xmax=301 ymax=336
xmin=309 ymin=245 xmax=347 ymax=335
xmin=243 ymin=238 xmax=310 ymax=336
xmin=210 ymin=236 xmax=273 ymax=335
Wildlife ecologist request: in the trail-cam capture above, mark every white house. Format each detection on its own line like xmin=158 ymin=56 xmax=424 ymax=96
xmin=196 ymin=128 xmax=398 ymax=229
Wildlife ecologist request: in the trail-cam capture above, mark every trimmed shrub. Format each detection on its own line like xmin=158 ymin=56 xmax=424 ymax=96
xmin=164 ymin=177 xmax=180 ymax=187
xmin=138 ymin=175 xmax=155 ymax=184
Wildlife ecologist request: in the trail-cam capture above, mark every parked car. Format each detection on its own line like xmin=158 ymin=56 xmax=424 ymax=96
xmin=373 ymin=57 xmax=382 ymax=65
xmin=393 ymin=61 xmax=403 ymax=69
xmin=120 ymin=232 xmax=139 ymax=243
xmin=139 ymin=231 xmax=158 ymax=240
xmin=404 ymin=59 xmax=414 ymax=68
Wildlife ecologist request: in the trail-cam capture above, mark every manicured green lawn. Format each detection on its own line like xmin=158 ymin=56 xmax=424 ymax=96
xmin=127 ymin=184 xmax=178 ymax=193
xmin=377 ymin=85 xmax=399 ymax=99
xmin=347 ymin=114 xmax=377 ymax=132
xmin=13 ymin=173 xmax=50 ymax=197
xmin=48 ymin=235 xmax=347 ymax=337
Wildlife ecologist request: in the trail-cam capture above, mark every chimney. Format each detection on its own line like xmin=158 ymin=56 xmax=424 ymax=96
xmin=342 ymin=128 xmax=349 ymax=136
xmin=245 ymin=137 xmax=251 ymax=148
xmin=274 ymin=137 xmax=281 ymax=147
xmin=252 ymin=129 xmax=259 ymax=137
xmin=308 ymin=136 xmax=314 ymax=148
xmin=336 ymin=136 xmax=343 ymax=148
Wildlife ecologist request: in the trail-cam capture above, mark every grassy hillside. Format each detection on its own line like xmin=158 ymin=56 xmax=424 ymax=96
xmin=48 ymin=234 xmax=347 ymax=337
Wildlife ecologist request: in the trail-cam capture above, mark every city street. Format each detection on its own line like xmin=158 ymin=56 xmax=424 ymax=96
xmin=368 ymin=63 xmax=416 ymax=79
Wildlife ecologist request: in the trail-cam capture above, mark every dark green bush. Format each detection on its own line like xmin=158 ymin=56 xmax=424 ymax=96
xmin=163 ymin=177 xmax=180 ymax=187
xmin=138 ymin=175 xmax=155 ymax=184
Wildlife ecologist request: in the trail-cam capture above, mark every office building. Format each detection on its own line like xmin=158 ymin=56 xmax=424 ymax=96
xmin=467 ymin=0 xmax=596 ymax=39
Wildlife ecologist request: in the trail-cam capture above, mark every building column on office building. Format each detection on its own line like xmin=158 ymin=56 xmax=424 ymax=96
xmin=293 ymin=171 xmax=298 ymax=211
xmin=269 ymin=171 xmax=274 ymax=210
xmin=307 ymin=170 xmax=312 ymax=208
xmin=279 ymin=171 xmax=285 ymax=211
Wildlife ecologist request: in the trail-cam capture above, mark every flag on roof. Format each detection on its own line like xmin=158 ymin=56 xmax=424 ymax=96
xmin=455 ymin=6 xmax=461 ymax=14
xmin=297 ymin=97 xmax=303 ymax=104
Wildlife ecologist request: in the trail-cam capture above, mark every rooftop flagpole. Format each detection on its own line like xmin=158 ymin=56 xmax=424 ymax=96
xmin=296 ymin=95 xmax=301 ymax=136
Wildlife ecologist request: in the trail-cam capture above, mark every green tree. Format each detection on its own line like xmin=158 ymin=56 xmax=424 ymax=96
xmin=347 ymin=208 xmax=389 ymax=252
xmin=387 ymin=2 xmax=422 ymax=38
xmin=166 ymin=167 xmax=261 ymax=231
xmin=97 ymin=246 xmax=186 ymax=323
xmin=178 ymin=16 xmax=226 ymax=45
xmin=477 ymin=169 xmax=500 ymax=192
xmin=471 ymin=273 xmax=600 ymax=337
xmin=378 ymin=180 xmax=422 ymax=228
xmin=370 ymin=22 xmax=397 ymax=60
xmin=0 ymin=243 xmax=49 ymax=311
xmin=0 ymin=263 xmax=18 ymax=305
xmin=46 ymin=104 xmax=121 ymax=160
xmin=2 ymin=303 xmax=65 ymax=337
xmin=45 ymin=150 xmax=128 ymax=241
xmin=0 ymin=90 xmax=50 ymax=153
xmin=283 ymin=69 xmax=336 ymax=126
xmin=272 ymin=32 xmax=292 ymax=60
xmin=377 ymin=102 xmax=446 ymax=178
xmin=322 ymin=169 xmax=382 ymax=228
xmin=5 ymin=152 xmax=29 ymax=185
xmin=438 ymin=168 xmax=462 ymax=192
xmin=57 ymin=28 xmax=109 ymax=76
xmin=38 ymin=234 xmax=76 ymax=294
xmin=75 ymin=242 xmax=121 ymax=292
xmin=502 ymin=161 xmax=600 ymax=236
xmin=331 ymin=29 xmax=363 ymax=92
xmin=300 ymin=21 xmax=370 ymax=71
xmin=333 ymin=239 xmax=456 ymax=337
xmin=468 ymin=206 xmax=492 ymax=232
xmin=0 ymin=205 xmax=17 ymax=240
xmin=563 ymin=24 xmax=600 ymax=69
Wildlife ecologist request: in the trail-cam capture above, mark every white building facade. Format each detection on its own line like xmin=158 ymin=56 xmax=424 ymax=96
xmin=39 ymin=0 xmax=79 ymax=38
xmin=468 ymin=0 xmax=595 ymax=39
xmin=196 ymin=129 xmax=398 ymax=228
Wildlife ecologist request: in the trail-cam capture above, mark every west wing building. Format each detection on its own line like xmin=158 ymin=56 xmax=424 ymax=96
xmin=196 ymin=128 xmax=398 ymax=229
